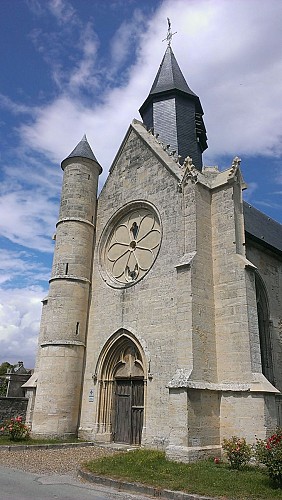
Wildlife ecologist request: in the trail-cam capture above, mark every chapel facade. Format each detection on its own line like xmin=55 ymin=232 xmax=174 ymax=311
xmin=27 ymin=41 xmax=282 ymax=461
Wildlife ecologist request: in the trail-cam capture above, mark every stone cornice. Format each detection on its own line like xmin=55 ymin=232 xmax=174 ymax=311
xmin=56 ymin=217 xmax=94 ymax=229
xmin=41 ymin=340 xmax=86 ymax=347
xmin=49 ymin=275 xmax=91 ymax=284
xmin=175 ymin=251 xmax=196 ymax=269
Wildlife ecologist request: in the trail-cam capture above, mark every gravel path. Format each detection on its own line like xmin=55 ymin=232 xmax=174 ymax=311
xmin=0 ymin=445 xmax=118 ymax=477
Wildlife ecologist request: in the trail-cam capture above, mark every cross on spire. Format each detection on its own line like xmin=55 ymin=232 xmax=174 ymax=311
xmin=162 ymin=18 xmax=177 ymax=46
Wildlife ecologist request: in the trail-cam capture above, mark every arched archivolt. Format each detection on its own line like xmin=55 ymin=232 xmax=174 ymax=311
xmin=95 ymin=330 xmax=146 ymax=382
xmin=94 ymin=329 xmax=147 ymax=444
xmin=255 ymin=272 xmax=274 ymax=385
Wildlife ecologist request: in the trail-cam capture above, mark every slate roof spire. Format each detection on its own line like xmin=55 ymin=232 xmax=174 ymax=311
xmin=139 ymin=45 xmax=207 ymax=170
xmin=149 ymin=46 xmax=198 ymax=99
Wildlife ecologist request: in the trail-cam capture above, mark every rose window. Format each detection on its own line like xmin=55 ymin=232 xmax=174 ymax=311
xmin=103 ymin=207 xmax=161 ymax=286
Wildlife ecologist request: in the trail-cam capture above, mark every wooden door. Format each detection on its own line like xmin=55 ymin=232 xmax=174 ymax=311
xmin=131 ymin=379 xmax=144 ymax=445
xmin=113 ymin=379 xmax=144 ymax=444
xmin=114 ymin=380 xmax=131 ymax=443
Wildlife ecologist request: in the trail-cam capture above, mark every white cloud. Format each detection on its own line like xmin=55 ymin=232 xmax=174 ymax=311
xmin=0 ymin=249 xmax=50 ymax=286
xmin=0 ymin=94 xmax=31 ymax=115
xmin=18 ymin=0 xmax=282 ymax=175
xmin=109 ymin=9 xmax=145 ymax=77
xmin=0 ymin=188 xmax=58 ymax=252
xmin=275 ymin=164 xmax=282 ymax=185
xmin=0 ymin=151 xmax=62 ymax=252
xmin=48 ymin=0 xmax=76 ymax=25
xmin=27 ymin=0 xmax=48 ymax=17
xmin=243 ymin=182 xmax=258 ymax=202
xmin=0 ymin=286 xmax=46 ymax=367
xmin=68 ymin=23 xmax=99 ymax=92
xmin=255 ymin=200 xmax=282 ymax=211
xmin=160 ymin=0 xmax=282 ymax=162
xmin=27 ymin=0 xmax=100 ymax=94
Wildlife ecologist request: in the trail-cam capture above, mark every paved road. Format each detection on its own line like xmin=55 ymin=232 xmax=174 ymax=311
xmin=0 ymin=466 xmax=154 ymax=500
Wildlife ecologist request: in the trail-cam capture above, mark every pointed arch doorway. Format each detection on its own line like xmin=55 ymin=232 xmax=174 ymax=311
xmin=96 ymin=332 xmax=145 ymax=445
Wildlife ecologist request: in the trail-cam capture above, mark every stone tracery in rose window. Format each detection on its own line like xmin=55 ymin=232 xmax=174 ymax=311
xmin=105 ymin=209 xmax=161 ymax=285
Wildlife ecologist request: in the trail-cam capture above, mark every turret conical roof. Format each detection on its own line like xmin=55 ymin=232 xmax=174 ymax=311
xmin=66 ymin=134 xmax=98 ymax=162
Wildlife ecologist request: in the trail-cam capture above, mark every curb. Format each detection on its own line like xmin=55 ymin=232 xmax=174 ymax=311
xmin=78 ymin=468 xmax=217 ymax=500
xmin=0 ymin=441 xmax=98 ymax=452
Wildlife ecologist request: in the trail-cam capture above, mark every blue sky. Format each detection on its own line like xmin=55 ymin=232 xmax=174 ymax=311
xmin=0 ymin=0 xmax=282 ymax=367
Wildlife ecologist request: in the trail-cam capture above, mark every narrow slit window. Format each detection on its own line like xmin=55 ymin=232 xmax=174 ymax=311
xmin=65 ymin=263 xmax=69 ymax=274
xmin=76 ymin=322 xmax=80 ymax=335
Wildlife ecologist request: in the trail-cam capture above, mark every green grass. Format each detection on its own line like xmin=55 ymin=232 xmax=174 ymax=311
xmin=0 ymin=435 xmax=84 ymax=446
xmin=85 ymin=449 xmax=282 ymax=500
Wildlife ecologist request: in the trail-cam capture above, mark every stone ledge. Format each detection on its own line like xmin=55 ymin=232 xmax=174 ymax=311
xmin=78 ymin=467 xmax=215 ymax=500
xmin=249 ymin=373 xmax=280 ymax=394
xmin=235 ymin=254 xmax=257 ymax=269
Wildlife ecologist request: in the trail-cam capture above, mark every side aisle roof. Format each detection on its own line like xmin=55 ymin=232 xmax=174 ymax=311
xmin=244 ymin=202 xmax=282 ymax=254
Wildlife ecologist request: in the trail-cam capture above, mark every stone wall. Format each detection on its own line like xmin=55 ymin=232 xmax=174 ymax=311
xmin=0 ymin=397 xmax=28 ymax=424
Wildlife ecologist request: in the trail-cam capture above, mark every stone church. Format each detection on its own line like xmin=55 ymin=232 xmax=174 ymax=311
xmin=25 ymin=38 xmax=282 ymax=461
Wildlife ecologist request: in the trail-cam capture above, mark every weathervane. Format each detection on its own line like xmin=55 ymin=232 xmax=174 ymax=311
xmin=162 ymin=18 xmax=177 ymax=46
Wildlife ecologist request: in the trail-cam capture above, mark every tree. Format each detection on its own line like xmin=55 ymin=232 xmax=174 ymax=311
xmin=0 ymin=362 xmax=12 ymax=376
xmin=0 ymin=362 xmax=13 ymax=397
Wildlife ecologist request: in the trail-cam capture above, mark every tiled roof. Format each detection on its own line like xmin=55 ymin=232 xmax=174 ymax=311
xmin=243 ymin=202 xmax=282 ymax=254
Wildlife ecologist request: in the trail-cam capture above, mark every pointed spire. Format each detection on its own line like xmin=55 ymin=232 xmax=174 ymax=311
xmin=139 ymin=45 xmax=207 ymax=170
xmin=66 ymin=134 xmax=99 ymax=162
xmin=149 ymin=46 xmax=199 ymax=103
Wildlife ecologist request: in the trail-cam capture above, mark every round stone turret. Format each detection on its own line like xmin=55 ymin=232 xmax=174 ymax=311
xmin=32 ymin=136 xmax=102 ymax=438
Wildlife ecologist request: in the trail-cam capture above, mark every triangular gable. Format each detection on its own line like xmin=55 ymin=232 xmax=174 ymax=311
xmin=101 ymin=120 xmax=248 ymax=199
xmin=107 ymin=119 xmax=182 ymax=183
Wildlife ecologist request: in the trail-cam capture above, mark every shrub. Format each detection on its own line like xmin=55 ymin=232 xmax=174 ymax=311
xmin=0 ymin=416 xmax=30 ymax=441
xmin=222 ymin=436 xmax=252 ymax=469
xmin=255 ymin=429 xmax=282 ymax=487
